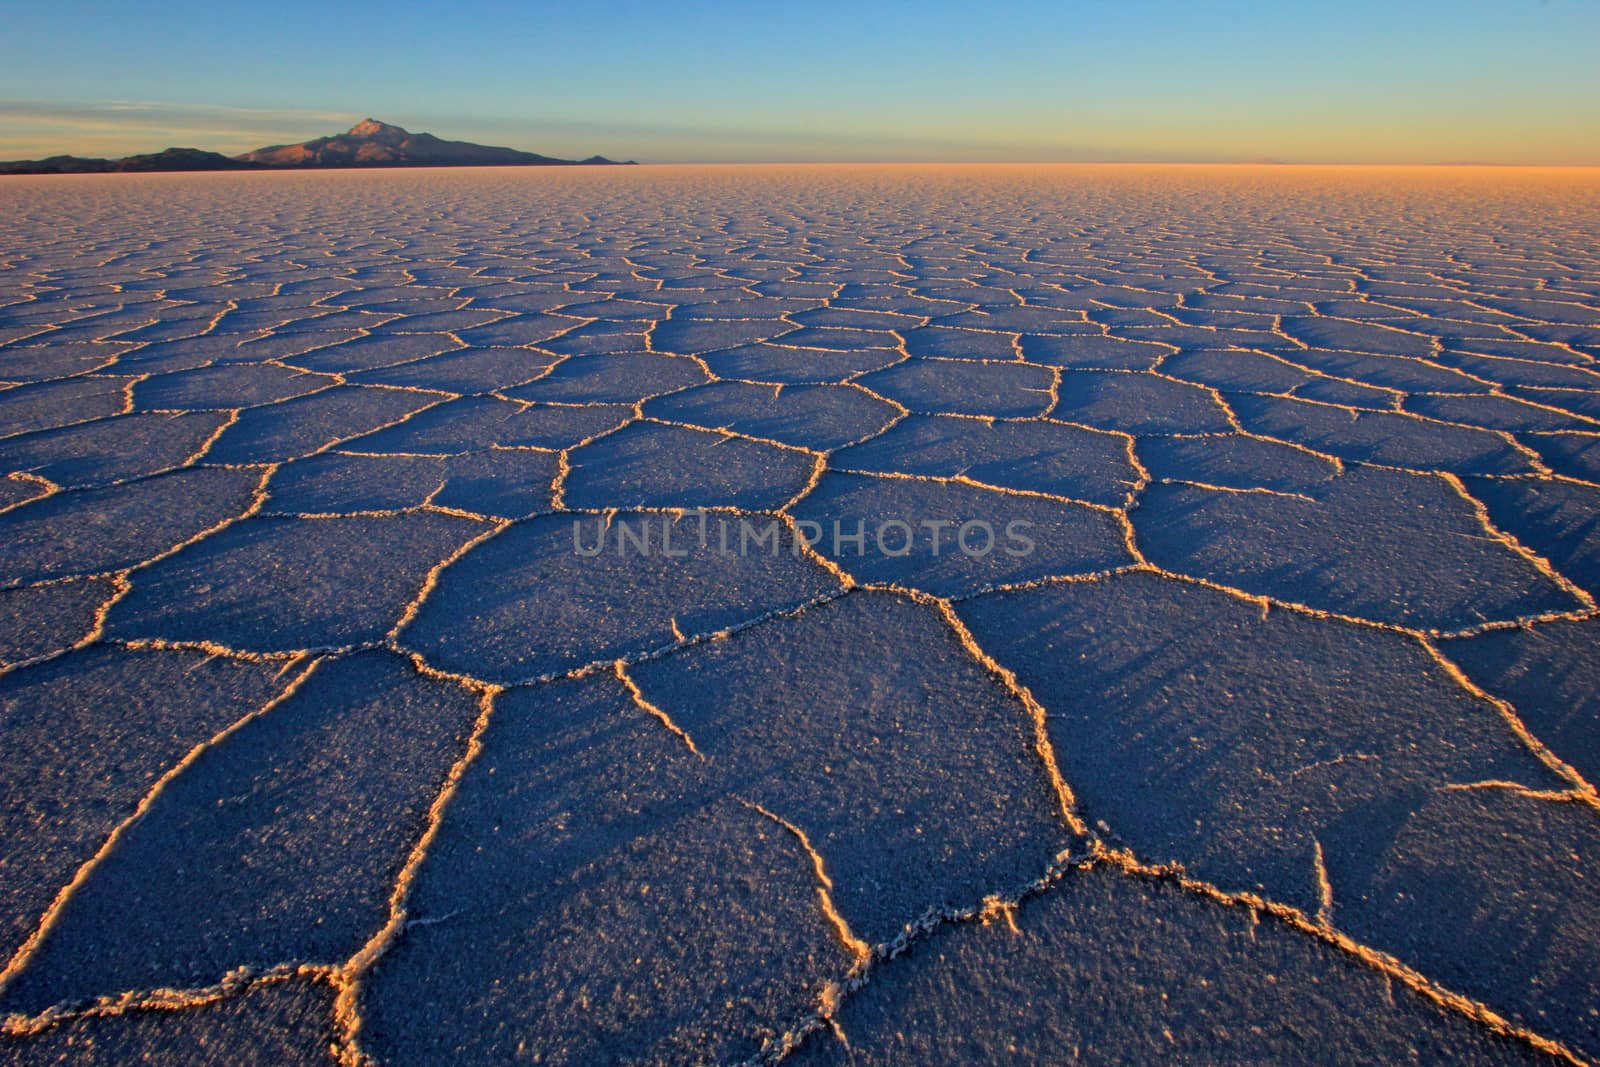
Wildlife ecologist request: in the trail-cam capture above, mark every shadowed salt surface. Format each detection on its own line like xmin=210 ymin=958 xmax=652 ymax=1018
xmin=362 ymin=675 xmax=849 ymax=1066
xmin=1441 ymin=617 xmax=1600 ymax=783
xmin=628 ymin=592 xmax=1076 ymax=943
xmin=958 ymin=573 xmax=1599 ymax=1052
xmin=0 ymin=579 xmax=114 ymax=668
xmin=104 ymin=512 xmax=489 ymax=653
xmin=0 ymin=979 xmax=336 ymax=1066
xmin=0 ymin=651 xmax=479 ymax=1014
xmin=794 ymin=866 xmax=1552 ymax=1066
xmin=0 ymin=648 xmax=295 ymax=968
xmin=0 ymin=164 xmax=1597 ymax=1064
xmin=1135 ymin=468 xmax=1583 ymax=631
xmin=831 ymin=413 xmax=1136 ymax=505
xmin=790 ymin=472 xmax=1129 ymax=596
xmin=401 ymin=512 xmax=841 ymax=683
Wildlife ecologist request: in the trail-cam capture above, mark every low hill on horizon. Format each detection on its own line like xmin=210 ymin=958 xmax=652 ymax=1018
xmin=0 ymin=147 xmax=259 ymax=175
xmin=0 ymin=119 xmax=635 ymax=174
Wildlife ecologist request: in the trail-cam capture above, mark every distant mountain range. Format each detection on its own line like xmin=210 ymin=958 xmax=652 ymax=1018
xmin=0 ymin=119 xmax=635 ymax=174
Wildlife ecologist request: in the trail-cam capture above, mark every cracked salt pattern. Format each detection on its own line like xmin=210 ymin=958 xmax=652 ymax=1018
xmin=0 ymin=165 xmax=1597 ymax=1065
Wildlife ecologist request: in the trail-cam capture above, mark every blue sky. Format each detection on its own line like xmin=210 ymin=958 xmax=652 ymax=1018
xmin=3 ymin=0 xmax=1597 ymax=163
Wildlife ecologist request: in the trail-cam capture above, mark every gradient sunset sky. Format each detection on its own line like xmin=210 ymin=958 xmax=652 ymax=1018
xmin=3 ymin=0 xmax=1597 ymax=164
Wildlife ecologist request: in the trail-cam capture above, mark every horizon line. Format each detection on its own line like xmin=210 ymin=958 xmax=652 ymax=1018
xmin=8 ymin=157 xmax=1600 ymax=171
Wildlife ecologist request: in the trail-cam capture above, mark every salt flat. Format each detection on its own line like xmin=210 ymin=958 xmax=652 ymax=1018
xmin=0 ymin=164 xmax=1597 ymax=1065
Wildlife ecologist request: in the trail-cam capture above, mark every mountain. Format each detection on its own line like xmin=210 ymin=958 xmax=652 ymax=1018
xmin=0 ymin=148 xmax=259 ymax=174
xmin=0 ymin=155 xmax=118 ymax=174
xmin=237 ymin=118 xmax=626 ymax=168
xmin=122 ymin=148 xmax=263 ymax=172
xmin=0 ymin=120 xmax=635 ymax=174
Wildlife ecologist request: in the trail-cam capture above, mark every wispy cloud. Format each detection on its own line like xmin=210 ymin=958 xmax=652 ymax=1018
xmin=0 ymin=99 xmax=359 ymax=129
xmin=0 ymin=100 xmax=364 ymax=157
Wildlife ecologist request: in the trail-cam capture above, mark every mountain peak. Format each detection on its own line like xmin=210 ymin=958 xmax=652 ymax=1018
xmin=348 ymin=118 xmax=405 ymax=138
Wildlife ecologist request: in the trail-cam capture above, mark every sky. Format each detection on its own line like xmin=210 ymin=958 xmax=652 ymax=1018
xmin=2 ymin=0 xmax=1598 ymax=164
